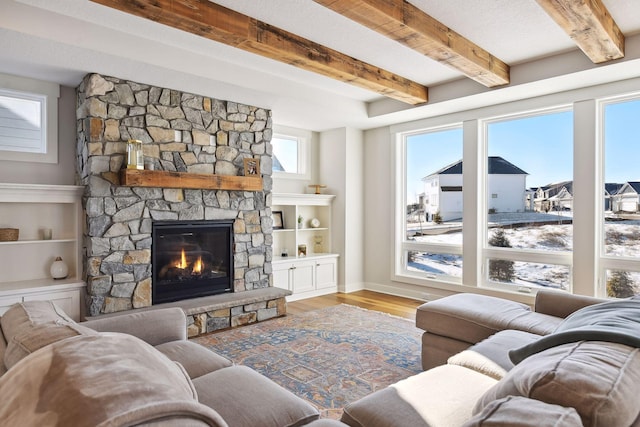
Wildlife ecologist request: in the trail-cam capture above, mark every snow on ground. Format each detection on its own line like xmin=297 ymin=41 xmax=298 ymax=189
xmin=406 ymin=212 xmax=640 ymax=291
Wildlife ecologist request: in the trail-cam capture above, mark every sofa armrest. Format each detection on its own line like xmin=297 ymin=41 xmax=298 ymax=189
xmin=534 ymin=290 xmax=604 ymax=319
xmin=81 ymin=307 xmax=187 ymax=346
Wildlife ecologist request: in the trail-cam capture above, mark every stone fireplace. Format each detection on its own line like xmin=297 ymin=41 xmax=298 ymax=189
xmin=76 ymin=73 xmax=286 ymax=335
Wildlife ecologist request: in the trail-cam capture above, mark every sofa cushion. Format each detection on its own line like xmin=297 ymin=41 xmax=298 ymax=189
xmin=1 ymin=301 xmax=97 ymax=370
xmin=510 ymin=298 xmax=640 ymax=364
xmin=463 ymin=396 xmax=583 ymax=427
xmin=416 ymin=294 xmax=560 ymax=345
xmin=450 ymin=329 xmax=541 ymax=377
xmin=448 ymin=350 xmax=507 ymax=380
xmin=0 ymin=332 xmax=227 ymax=426
xmin=155 ymin=340 xmax=233 ymax=379
xmin=475 ymin=341 xmax=640 ymax=427
xmin=193 ymin=365 xmax=319 ymax=427
xmin=341 ymin=364 xmax=498 ymax=427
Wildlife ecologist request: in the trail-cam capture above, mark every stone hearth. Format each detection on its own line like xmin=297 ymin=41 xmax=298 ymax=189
xmin=76 ymin=73 xmax=283 ymax=333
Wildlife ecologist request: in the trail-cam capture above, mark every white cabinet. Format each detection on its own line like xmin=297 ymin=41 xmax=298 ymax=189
xmin=0 ymin=184 xmax=85 ymax=320
xmin=271 ymin=193 xmax=339 ymax=300
xmin=0 ymin=282 xmax=84 ymax=320
xmin=273 ymin=255 xmax=338 ymax=301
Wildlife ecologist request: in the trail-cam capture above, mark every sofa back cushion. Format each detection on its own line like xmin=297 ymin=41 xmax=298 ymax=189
xmin=1 ymin=301 xmax=97 ymax=370
xmin=475 ymin=341 xmax=640 ymax=427
xmin=0 ymin=332 xmax=228 ymax=426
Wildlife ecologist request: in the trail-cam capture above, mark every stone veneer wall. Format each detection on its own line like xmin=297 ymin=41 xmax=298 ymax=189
xmin=76 ymin=73 xmax=274 ymax=319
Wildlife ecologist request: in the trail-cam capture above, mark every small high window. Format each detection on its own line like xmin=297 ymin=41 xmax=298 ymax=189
xmin=0 ymin=73 xmax=59 ymax=164
xmin=272 ymin=125 xmax=310 ymax=180
xmin=0 ymin=90 xmax=46 ymax=154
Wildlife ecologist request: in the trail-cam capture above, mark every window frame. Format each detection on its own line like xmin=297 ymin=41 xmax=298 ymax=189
xmin=390 ymin=82 xmax=640 ymax=301
xmin=597 ymin=92 xmax=640 ymax=297
xmin=0 ymin=73 xmax=59 ymax=164
xmin=479 ymin=106 xmax=574 ymax=294
xmin=272 ymin=125 xmax=311 ymax=180
xmin=393 ymin=124 xmax=464 ymax=288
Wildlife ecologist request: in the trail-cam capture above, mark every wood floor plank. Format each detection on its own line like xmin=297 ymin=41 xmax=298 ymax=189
xmin=287 ymin=290 xmax=423 ymax=320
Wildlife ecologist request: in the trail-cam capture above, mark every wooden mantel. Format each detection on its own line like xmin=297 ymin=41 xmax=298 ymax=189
xmin=119 ymin=169 xmax=263 ymax=191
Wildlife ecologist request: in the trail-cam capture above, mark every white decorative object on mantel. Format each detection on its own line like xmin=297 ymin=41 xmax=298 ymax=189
xmin=310 ymin=218 xmax=320 ymax=228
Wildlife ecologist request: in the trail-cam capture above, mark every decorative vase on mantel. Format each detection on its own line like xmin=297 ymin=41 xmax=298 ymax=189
xmin=50 ymin=257 xmax=69 ymax=280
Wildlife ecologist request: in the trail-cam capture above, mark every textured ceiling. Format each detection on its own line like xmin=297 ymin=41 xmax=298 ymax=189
xmin=1 ymin=0 xmax=640 ymax=130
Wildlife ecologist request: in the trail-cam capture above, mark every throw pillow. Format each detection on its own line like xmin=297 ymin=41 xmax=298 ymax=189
xmin=1 ymin=300 xmax=97 ymax=370
xmin=475 ymin=341 xmax=640 ymax=427
xmin=509 ymin=298 xmax=640 ymax=364
xmin=0 ymin=332 xmax=227 ymax=426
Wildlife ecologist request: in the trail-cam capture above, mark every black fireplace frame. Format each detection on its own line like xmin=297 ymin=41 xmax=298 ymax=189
xmin=152 ymin=219 xmax=234 ymax=304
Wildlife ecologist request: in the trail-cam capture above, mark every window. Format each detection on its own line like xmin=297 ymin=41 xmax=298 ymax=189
xmin=484 ymin=109 xmax=573 ymax=292
xmin=272 ymin=125 xmax=310 ymax=180
xmin=393 ymin=85 xmax=640 ymax=301
xmin=399 ymin=126 xmax=463 ymax=282
xmin=0 ymin=73 xmax=59 ymax=163
xmin=601 ymin=96 xmax=640 ymax=297
xmin=0 ymin=91 xmax=45 ymax=153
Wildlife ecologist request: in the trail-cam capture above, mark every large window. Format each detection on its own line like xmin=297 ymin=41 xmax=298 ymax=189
xmin=400 ymin=126 xmax=463 ymax=282
xmin=394 ymin=89 xmax=640 ymax=300
xmin=484 ymin=110 xmax=573 ymax=292
xmin=601 ymin=96 xmax=640 ymax=298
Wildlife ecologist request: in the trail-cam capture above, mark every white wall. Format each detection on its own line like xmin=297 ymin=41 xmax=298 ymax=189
xmin=0 ymin=85 xmax=76 ymax=185
xmin=319 ymin=127 xmax=364 ymax=292
xmin=487 ymin=175 xmax=526 ymax=213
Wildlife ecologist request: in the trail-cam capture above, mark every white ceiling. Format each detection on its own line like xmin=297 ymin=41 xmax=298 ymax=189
xmin=1 ymin=0 xmax=640 ymax=131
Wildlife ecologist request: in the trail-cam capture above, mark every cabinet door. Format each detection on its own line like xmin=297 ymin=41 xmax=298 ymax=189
xmin=24 ymin=289 xmax=81 ymax=321
xmin=292 ymin=261 xmax=315 ymax=293
xmin=272 ymin=263 xmax=292 ymax=291
xmin=316 ymin=258 xmax=337 ymax=290
xmin=0 ymin=295 xmax=23 ymax=315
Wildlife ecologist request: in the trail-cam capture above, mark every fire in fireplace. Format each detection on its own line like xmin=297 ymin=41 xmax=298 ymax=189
xmin=152 ymin=220 xmax=234 ymax=304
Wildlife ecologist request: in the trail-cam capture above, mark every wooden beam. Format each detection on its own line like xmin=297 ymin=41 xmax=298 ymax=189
xmin=536 ymin=0 xmax=624 ymax=63
xmin=313 ymin=0 xmax=509 ymax=87
xmin=90 ymin=0 xmax=428 ymax=105
xmin=120 ymin=169 xmax=263 ymax=191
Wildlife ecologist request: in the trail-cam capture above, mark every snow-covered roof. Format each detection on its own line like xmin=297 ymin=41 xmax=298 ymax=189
xmin=423 ymin=156 xmax=528 ymax=179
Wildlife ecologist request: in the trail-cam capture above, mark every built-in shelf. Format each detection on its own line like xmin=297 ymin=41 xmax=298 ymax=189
xmin=120 ymin=169 xmax=263 ymax=191
xmin=0 ymin=239 xmax=76 ymax=246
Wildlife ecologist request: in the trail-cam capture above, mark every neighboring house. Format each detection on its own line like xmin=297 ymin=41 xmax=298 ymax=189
xmin=422 ymin=156 xmax=528 ymax=222
xmin=612 ymin=182 xmax=640 ymax=212
xmin=532 ymin=181 xmax=573 ymax=212
xmin=605 ymin=183 xmax=624 ymax=212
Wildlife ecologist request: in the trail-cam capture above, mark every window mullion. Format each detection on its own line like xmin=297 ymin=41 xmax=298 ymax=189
xmin=462 ymin=119 xmax=480 ymax=287
xmin=573 ymin=99 xmax=599 ymax=296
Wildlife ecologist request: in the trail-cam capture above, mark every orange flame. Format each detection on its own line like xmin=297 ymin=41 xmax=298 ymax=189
xmin=192 ymin=256 xmax=203 ymax=274
xmin=175 ymin=248 xmax=188 ymax=269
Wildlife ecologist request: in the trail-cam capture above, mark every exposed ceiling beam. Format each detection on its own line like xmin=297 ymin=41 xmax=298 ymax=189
xmin=536 ymin=0 xmax=624 ymax=63
xmin=313 ymin=0 xmax=510 ymax=88
xmin=89 ymin=0 xmax=428 ymax=105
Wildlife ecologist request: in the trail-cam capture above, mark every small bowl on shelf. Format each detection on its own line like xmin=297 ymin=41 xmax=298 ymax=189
xmin=0 ymin=228 xmax=19 ymax=242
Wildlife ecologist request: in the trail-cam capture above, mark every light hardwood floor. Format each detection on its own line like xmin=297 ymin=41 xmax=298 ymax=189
xmin=286 ymin=290 xmax=424 ymax=320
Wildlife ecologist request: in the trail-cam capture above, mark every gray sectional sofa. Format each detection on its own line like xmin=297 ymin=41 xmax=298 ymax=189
xmin=0 ymin=300 xmax=345 ymax=427
xmin=340 ymin=290 xmax=640 ymax=427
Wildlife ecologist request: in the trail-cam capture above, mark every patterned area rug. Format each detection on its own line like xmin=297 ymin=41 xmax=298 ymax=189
xmin=192 ymin=304 xmax=423 ymax=419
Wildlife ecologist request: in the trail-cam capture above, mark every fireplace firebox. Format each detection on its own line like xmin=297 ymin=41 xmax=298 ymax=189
xmin=152 ymin=220 xmax=234 ymax=304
